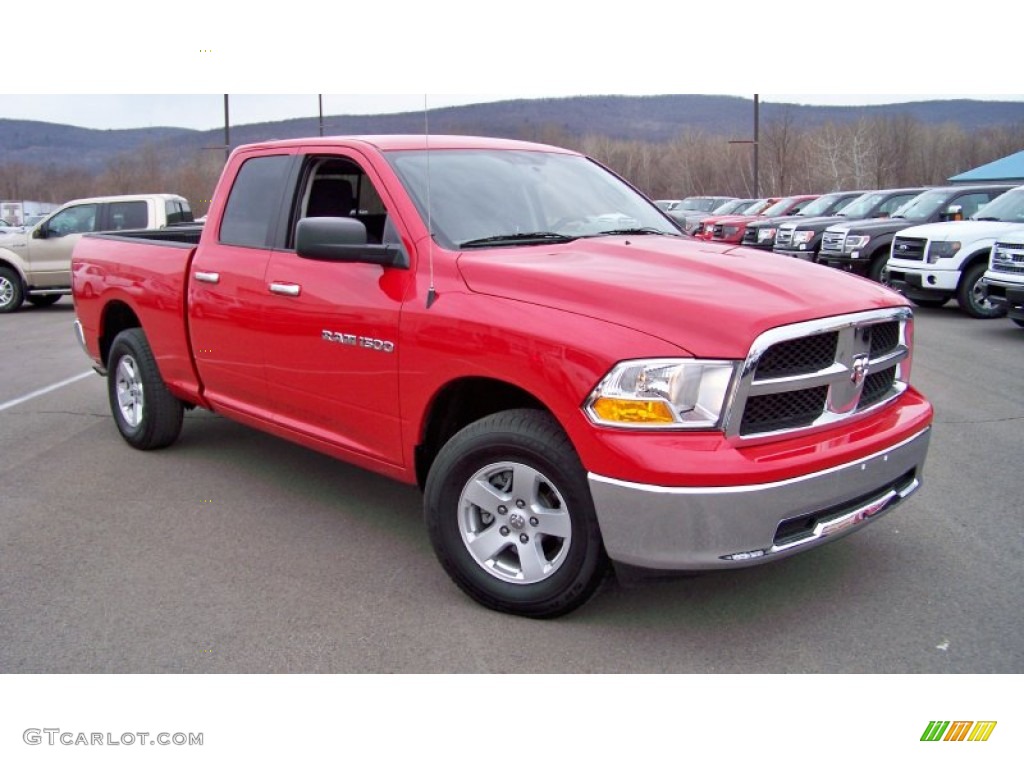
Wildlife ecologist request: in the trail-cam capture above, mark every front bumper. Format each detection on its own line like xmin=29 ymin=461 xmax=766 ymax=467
xmin=588 ymin=426 xmax=930 ymax=570
xmin=773 ymin=246 xmax=818 ymax=262
xmin=886 ymin=264 xmax=959 ymax=298
xmin=981 ymin=276 xmax=1024 ymax=320
xmin=819 ymin=253 xmax=870 ymax=275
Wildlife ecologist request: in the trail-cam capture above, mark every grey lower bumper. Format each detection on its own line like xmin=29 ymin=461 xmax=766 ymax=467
xmin=588 ymin=427 xmax=930 ymax=570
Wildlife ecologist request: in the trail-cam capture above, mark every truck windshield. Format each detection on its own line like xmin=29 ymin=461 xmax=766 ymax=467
xmin=889 ymin=190 xmax=948 ymax=220
xmin=798 ymin=193 xmax=851 ymax=217
xmin=835 ymin=192 xmax=887 ymax=218
xmin=761 ymin=197 xmax=803 ymax=217
xmin=387 ymin=149 xmax=678 ymax=249
xmin=971 ymin=187 xmax=1024 ymax=222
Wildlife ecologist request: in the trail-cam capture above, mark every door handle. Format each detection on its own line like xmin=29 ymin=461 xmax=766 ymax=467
xmin=194 ymin=271 xmax=220 ymax=284
xmin=269 ymin=282 xmax=301 ymax=297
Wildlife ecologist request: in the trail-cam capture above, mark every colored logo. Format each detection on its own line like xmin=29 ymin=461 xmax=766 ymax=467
xmin=921 ymin=721 xmax=997 ymax=742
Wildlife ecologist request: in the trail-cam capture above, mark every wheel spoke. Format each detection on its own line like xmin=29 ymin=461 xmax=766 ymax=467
xmin=532 ymin=508 xmax=571 ymax=539
xmin=511 ymin=464 xmax=543 ymax=505
xmin=466 ymin=524 xmax=510 ymax=564
xmin=462 ymin=476 xmax=507 ymax=515
xmin=517 ymin=537 xmax=552 ymax=582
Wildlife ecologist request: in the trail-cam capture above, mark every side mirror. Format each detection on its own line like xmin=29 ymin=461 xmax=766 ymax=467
xmin=296 ymin=217 xmax=408 ymax=268
xmin=32 ymin=225 xmax=47 ymax=239
xmin=942 ymin=204 xmax=963 ymax=222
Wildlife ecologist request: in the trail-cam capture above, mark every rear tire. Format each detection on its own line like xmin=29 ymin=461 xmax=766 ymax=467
xmin=867 ymin=255 xmax=887 ymax=283
xmin=107 ymin=328 xmax=184 ymax=449
xmin=1013 ymin=319 xmax=1024 ymax=329
xmin=958 ymin=262 xmax=1007 ymax=319
xmin=424 ymin=409 xmax=608 ymax=618
xmin=0 ymin=267 xmax=25 ymax=313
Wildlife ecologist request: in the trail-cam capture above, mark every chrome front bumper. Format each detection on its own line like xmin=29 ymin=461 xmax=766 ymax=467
xmin=588 ymin=426 xmax=930 ymax=570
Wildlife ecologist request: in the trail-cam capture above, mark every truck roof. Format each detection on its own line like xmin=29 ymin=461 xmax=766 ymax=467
xmin=62 ymin=193 xmax=189 ymax=207
xmin=231 ymin=135 xmax=582 ymax=155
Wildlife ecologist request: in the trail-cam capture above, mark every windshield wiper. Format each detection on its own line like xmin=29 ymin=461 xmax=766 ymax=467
xmin=589 ymin=227 xmax=680 ymax=237
xmin=974 ymin=216 xmax=1001 ymax=222
xmin=459 ymin=232 xmax=578 ymax=248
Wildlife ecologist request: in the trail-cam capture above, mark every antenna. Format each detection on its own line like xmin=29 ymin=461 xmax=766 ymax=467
xmin=424 ymin=95 xmax=438 ymax=309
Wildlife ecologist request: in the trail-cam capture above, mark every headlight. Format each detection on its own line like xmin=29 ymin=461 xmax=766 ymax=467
xmin=927 ymin=241 xmax=961 ymax=262
xmin=844 ymin=235 xmax=870 ymax=252
xmin=585 ymin=359 xmax=738 ymax=430
xmin=792 ymin=230 xmax=814 ymax=245
xmin=757 ymin=228 xmax=777 ymax=242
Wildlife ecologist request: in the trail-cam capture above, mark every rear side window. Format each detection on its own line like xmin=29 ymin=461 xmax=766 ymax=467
xmin=107 ymin=201 xmax=148 ymax=230
xmin=220 ymin=155 xmax=292 ymax=247
xmin=165 ymin=199 xmax=194 ymax=225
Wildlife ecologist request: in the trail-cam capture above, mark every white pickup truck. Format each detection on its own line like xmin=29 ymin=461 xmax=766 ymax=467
xmin=981 ymin=230 xmax=1024 ymax=328
xmin=0 ymin=193 xmax=193 ymax=313
xmin=884 ymin=185 xmax=1024 ymax=318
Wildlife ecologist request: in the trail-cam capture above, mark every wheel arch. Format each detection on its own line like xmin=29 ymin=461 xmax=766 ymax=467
xmin=957 ymin=249 xmax=993 ymax=286
xmin=0 ymin=253 xmax=28 ymax=283
xmin=415 ymin=376 xmax=553 ymax=490
xmin=99 ymin=300 xmax=142 ymax=367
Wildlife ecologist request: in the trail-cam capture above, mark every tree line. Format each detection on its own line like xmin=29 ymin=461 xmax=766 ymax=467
xmin=1 ymin=113 xmax=1022 ymax=216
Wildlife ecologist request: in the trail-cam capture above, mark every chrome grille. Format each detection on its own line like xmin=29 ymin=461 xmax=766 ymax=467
xmin=775 ymin=227 xmax=794 ymax=248
xmin=820 ymin=230 xmax=845 ymax=254
xmin=726 ymin=309 xmax=913 ymax=440
xmin=892 ymin=236 xmax=926 ymax=261
xmin=991 ymin=243 xmax=1024 ymax=275
xmin=713 ymin=224 xmax=724 ymax=239
xmin=741 ymin=227 xmax=758 ymax=245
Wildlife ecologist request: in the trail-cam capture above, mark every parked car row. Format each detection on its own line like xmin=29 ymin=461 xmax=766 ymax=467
xmin=674 ymin=183 xmax=1024 ymax=328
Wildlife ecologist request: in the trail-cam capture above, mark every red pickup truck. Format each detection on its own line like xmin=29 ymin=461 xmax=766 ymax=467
xmin=72 ymin=135 xmax=933 ymax=618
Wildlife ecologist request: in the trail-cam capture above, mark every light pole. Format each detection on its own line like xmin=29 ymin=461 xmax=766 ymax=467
xmin=728 ymin=93 xmax=760 ymax=197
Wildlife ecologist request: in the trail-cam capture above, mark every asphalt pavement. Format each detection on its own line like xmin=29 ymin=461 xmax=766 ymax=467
xmin=1 ymin=298 xmax=1021 ymax=673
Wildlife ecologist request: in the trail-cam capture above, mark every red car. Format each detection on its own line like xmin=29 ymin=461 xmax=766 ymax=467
xmin=706 ymin=195 xmax=820 ymax=244
xmin=695 ymin=198 xmax=777 ymax=240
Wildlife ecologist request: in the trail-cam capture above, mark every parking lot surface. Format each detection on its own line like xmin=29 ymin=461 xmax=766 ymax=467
xmin=1 ymin=298 xmax=1021 ymax=673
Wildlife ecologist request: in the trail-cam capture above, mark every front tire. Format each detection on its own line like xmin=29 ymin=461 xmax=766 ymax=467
xmin=107 ymin=328 xmax=184 ymax=449
xmin=958 ymin=262 xmax=1007 ymax=319
xmin=424 ymin=409 xmax=608 ymax=618
xmin=0 ymin=267 xmax=25 ymax=313
xmin=909 ymin=297 xmax=949 ymax=309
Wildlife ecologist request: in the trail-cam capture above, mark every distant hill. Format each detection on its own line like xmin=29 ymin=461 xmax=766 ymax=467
xmin=2 ymin=95 xmax=1022 ymax=172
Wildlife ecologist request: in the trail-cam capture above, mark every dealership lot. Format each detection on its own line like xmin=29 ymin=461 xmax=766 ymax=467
xmin=1 ymin=299 xmax=1021 ymax=673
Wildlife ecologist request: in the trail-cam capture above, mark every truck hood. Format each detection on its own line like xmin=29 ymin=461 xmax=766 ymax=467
xmin=826 ymin=217 xmax=917 ymax=235
xmin=781 ymin=215 xmax=850 ymax=232
xmin=894 ymin=220 xmax=1024 ymax=243
xmin=456 ymin=236 xmax=904 ymax=359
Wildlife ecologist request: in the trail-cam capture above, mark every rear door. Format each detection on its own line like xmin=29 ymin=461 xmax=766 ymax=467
xmin=188 ymin=150 xmax=298 ymax=417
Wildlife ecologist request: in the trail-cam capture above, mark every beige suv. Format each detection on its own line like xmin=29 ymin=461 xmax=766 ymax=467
xmin=0 ymin=193 xmax=193 ymax=313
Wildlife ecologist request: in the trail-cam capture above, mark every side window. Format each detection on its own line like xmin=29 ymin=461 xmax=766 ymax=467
xmin=47 ymin=204 xmax=99 ymax=236
xmin=951 ymin=193 xmax=994 ymax=219
xmin=220 ymin=155 xmax=293 ymax=248
xmin=880 ymin=195 xmax=914 ymax=216
xmin=107 ymin=201 xmax=148 ymax=230
xmin=296 ymin=157 xmax=389 ymax=245
xmin=165 ymin=199 xmax=194 ymax=225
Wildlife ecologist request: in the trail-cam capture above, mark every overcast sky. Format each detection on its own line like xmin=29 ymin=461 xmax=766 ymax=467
xmin=2 ymin=4 xmax=1020 ymax=131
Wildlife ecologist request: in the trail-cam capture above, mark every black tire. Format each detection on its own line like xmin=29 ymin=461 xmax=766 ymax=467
xmin=107 ymin=328 xmax=184 ymax=450
xmin=26 ymin=294 xmax=62 ymax=308
xmin=958 ymin=261 xmax=1007 ymax=319
xmin=424 ymin=409 xmax=608 ymax=618
xmin=1013 ymin=319 xmax=1024 ymax=329
xmin=0 ymin=266 xmax=25 ymax=314
xmin=867 ymin=254 xmax=887 ymax=283
xmin=909 ymin=297 xmax=949 ymax=309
